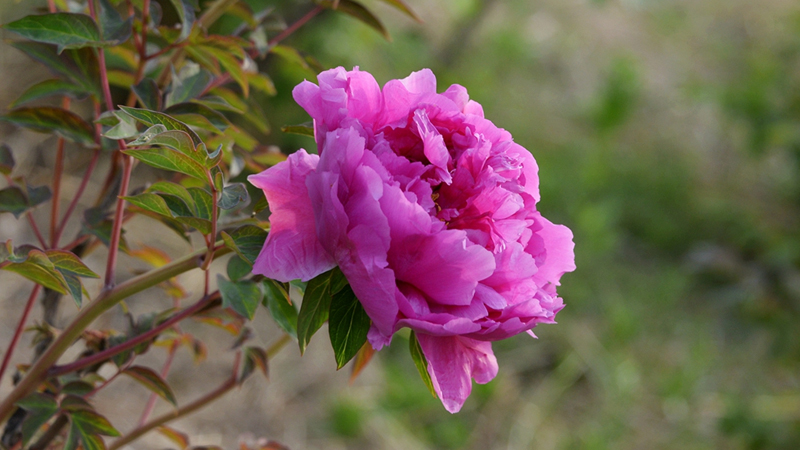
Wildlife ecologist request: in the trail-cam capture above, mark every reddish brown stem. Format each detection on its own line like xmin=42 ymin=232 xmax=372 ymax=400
xmin=49 ymin=96 xmax=70 ymax=248
xmin=268 ymin=5 xmax=324 ymax=47
xmin=27 ymin=214 xmax=47 ymax=249
xmin=137 ymin=341 xmax=178 ymax=426
xmin=108 ymin=352 xmax=242 ymax=450
xmin=54 ymin=148 xmax=100 ymax=245
xmin=47 ymin=292 xmax=220 ymax=377
xmin=0 ymin=284 xmax=42 ymax=382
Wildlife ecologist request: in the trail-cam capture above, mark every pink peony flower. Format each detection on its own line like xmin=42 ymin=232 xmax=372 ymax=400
xmin=249 ymin=67 xmax=575 ymax=413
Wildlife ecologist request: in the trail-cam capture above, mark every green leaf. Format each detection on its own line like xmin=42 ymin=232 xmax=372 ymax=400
xmin=98 ymin=0 xmax=133 ymax=45
xmin=0 ymin=145 xmax=14 ymax=175
xmin=123 ymin=192 xmax=173 ymax=217
xmin=8 ymin=42 xmax=102 ymax=98
xmin=157 ymin=426 xmax=189 ymax=450
xmin=218 ymin=276 xmax=262 ymax=320
xmin=123 ymin=146 xmax=208 ymax=180
xmin=220 ymin=225 xmax=267 ymax=265
xmin=226 ymin=254 xmax=251 ymax=282
xmin=2 ymin=249 xmax=68 ymax=294
xmin=270 ymin=45 xmax=319 ymax=75
xmin=167 ymin=0 xmax=197 ymax=41
xmin=147 ymin=181 xmax=196 ymax=213
xmin=46 ymin=249 xmax=99 ymax=278
xmin=248 ymin=72 xmax=277 ymax=96
xmin=0 ymin=187 xmax=31 ymax=217
xmin=165 ymin=102 xmax=230 ymax=132
xmin=217 ymin=183 xmax=249 ymax=210
xmin=118 ymin=106 xmax=202 ymax=145
xmin=11 ymin=79 xmax=88 ymax=108
xmin=320 ymin=0 xmax=390 ymax=40
xmin=102 ymin=110 xmax=139 ymax=140
xmin=298 ymin=268 xmax=347 ymax=355
xmin=174 ymin=216 xmax=212 ymax=235
xmin=131 ymin=78 xmax=162 ymax=111
xmin=187 ymin=187 xmax=213 ymax=219
xmin=61 ymin=381 xmax=95 ymax=396
xmin=194 ymin=96 xmax=243 ymax=114
xmin=409 ymin=331 xmax=437 ymax=398
xmin=262 ymin=279 xmax=298 ymax=339
xmin=166 ymin=68 xmax=211 ymax=107
xmin=160 ymin=193 xmax=194 ymax=217
xmin=61 ymin=273 xmax=86 ymax=307
xmin=3 ymin=13 xmax=102 ymax=52
xmin=238 ymin=346 xmax=268 ymax=383
xmin=68 ymin=409 xmax=121 ymax=437
xmin=17 ymin=392 xmax=59 ymax=446
xmin=281 ymin=122 xmax=314 ymax=137
xmin=328 ymin=284 xmax=371 ymax=369
xmin=199 ymin=45 xmax=249 ymax=97
xmin=377 ymin=0 xmax=422 ymax=22
xmin=1 ymin=107 xmax=94 ymax=146
xmin=27 ymin=185 xmax=52 ymax=207
xmin=121 ymin=366 xmax=178 ymax=406
xmin=129 ymin=128 xmax=202 ymax=164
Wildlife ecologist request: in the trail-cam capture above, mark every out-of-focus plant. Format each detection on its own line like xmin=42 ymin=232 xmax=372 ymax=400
xmin=0 ymin=1 xmax=419 ymax=448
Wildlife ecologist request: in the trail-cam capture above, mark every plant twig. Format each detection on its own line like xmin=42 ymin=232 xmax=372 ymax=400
xmin=108 ymin=353 xmax=242 ymax=450
xmin=0 ymin=243 xmax=230 ymax=424
xmin=137 ymin=341 xmax=178 ymax=426
xmin=26 ymin=214 xmax=47 ymax=250
xmin=49 ymin=99 xmax=69 ymax=248
xmin=0 ymin=285 xmax=42 ymax=383
xmin=48 ymin=291 xmax=220 ymax=377
xmin=268 ymin=6 xmax=324 ymax=47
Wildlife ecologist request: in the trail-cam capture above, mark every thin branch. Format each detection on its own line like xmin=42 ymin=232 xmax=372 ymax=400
xmin=48 ymin=291 xmax=220 ymax=377
xmin=49 ymin=98 xmax=69 ymax=248
xmin=137 ymin=341 xmax=178 ymax=426
xmin=0 ymin=285 xmax=42 ymax=383
xmin=0 ymin=243 xmax=231 ymax=424
xmin=268 ymin=6 xmax=324 ymax=47
xmin=53 ymin=148 xmax=100 ymax=245
xmin=26 ymin=214 xmax=47 ymax=249
xmin=108 ymin=353 xmax=242 ymax=450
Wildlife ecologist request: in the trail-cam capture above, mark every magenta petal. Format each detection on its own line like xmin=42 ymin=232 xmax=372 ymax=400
xmin=417 ymin=334 xmax=498 ymax=413
xmin=390 ymin=230 xmax=495 ymax=306
xmin=248 ymin=150 xmax=335 ymax=282
xmin=532 ymin=214 xmax=576 ymax=285
xmin=400 ymin=68 xmax=437 ymax=94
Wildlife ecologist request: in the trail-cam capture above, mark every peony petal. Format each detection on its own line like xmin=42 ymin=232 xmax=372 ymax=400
xmin=417 ymin=334 xmax=498 ymax=413
xmin=530 ymin=214 xmax=576 ymax=286
xmin=389 ymin=230 xmax=495 ymax=306
xmin=400 ymin=68 xmax=437 ymax=94
xmin=248 ymin=150 xmax=335 ymax=282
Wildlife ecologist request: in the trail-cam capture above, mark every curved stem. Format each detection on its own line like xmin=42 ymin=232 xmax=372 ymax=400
xmin=137 ymin=341 xmax=178 ymax=426
xmin=268 ymin=6 xmax=324 ymax=47
xmin=49 ymin=98 xmax=69 ymax=248
xmin=26 ymin=214 xmax=47 ymax=249
xmin=0 ymin=243 xmax=230 ymax=424
xmin=108 ymin=353 xmax=242 ymax=450
xmin=0 ymin=285 xmax=42 ymax=383
xmin=109 ymin=334 xmax=289 ymax=449
xmin=48 ymin=291 xmax=220 ymax=377
xmin=54 ymin=148 xmax=100 ymax=245
xmin=103 ymin=154 xmax=131 ymax=289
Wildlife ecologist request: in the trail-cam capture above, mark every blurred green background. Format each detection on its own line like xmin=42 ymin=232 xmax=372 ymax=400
xmin=3 ymin=0 xmax=800 ymax=448
xmin=269 ymin=0 xmax=800 ymax=448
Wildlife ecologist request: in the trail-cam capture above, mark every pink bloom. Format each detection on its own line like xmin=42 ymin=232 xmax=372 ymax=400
xmin=249 ymin=67 xmax=575 ymax=413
